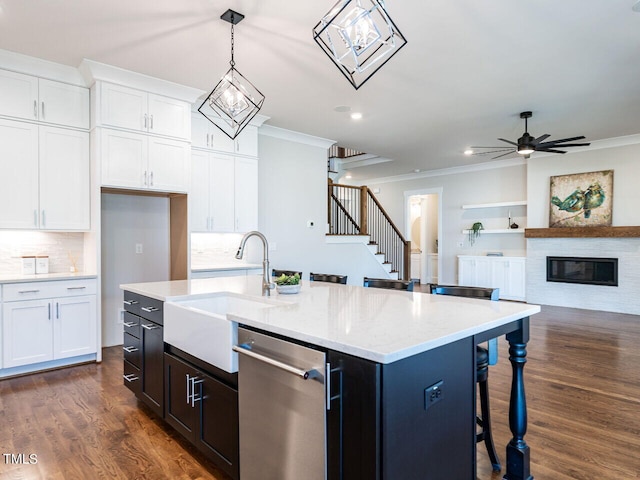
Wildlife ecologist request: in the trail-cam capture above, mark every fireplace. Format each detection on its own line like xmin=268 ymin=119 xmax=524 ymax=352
xmin=546 ymin=256 xmax=618 ymax=286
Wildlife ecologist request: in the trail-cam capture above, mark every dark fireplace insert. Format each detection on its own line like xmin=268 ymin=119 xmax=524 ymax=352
xmin=546 ymin=256 xmax=618 ymax=286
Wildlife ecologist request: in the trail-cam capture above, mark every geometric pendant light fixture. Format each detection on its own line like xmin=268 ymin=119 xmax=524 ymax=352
xmin=198 ymin=9 xmax=265 ymax=139
xmin=312 ymin=0 xmax=407 ymax=90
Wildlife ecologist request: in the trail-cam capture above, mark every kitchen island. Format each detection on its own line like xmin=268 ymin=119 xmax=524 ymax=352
xmin=121 ymin=275 xmax=540 ymax=480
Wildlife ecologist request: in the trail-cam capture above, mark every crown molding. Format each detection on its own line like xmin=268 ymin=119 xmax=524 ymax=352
xmin=0 ymin=48 xmax=85 ymax=85
xmin=78 ymin=59 xmax=204 ymax=103
xmin=259 ymin=124 xmax=335 ymax=149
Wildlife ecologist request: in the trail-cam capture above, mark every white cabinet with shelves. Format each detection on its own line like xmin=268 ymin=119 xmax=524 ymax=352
xmin=100 ymin=128 xmax=189 ymax=193
xmin=458 ymin=256 xmax=526 ymax=301
xmin=0 ymin=118 xmax=90 ymax=230
xmin=2 ymin=279 xmax=97 ymax=370
xmin=190 ymin=152 xmax=257 ymax=233
xmin=0 ymin=69 xmax=89 ymax=129
xmin=99 ymin=82 xmax=191 ymax=140
xmin=191 ymin=113 xmax=258 ymax=157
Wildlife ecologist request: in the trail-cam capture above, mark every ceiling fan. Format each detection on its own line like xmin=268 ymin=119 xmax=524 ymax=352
xmin=470 ymin=111 xmax=590 ymax=160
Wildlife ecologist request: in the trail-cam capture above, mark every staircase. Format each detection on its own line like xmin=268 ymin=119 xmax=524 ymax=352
xmin=328 ymin=180 xmax=411 ymax=280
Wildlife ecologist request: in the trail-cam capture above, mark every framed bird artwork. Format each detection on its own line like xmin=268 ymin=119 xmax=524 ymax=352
xmin=549 ymin=170 xmax=613 ymax=228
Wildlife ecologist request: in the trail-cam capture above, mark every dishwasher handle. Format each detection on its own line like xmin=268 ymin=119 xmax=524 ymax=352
xmin=233 ymin=343 xmax=317 ymax=380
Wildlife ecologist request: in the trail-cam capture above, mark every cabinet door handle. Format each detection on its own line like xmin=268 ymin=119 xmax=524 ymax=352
xmin=33 ymin=100 xmax=38 ymax=118
xmin=123 ymin=373 xmax=139 ymax=383
xmin=144 ymin=114 xmax=148 ymax=129
xmin=143 ymin=171 xmax=148 ymax=186
xmin=123 ymin=346 xmax=139 ymax=353
xmin=206 ymin=133 xmax=210 ymax=147
xmin=123 ymin=321 xmax=137 ymax=327
xmin=191 ymin=377 xmax=203 ymax=407
xmin=141 ymin=323 xmax=159 ymax=330
xmin=41 ymin=101 xmax=45 ymax=119
xmin=56 ymin=302 xmax=59 ymax=319
xmin=141 ymin=306 xmax=159 ymax=313
xmin=123 ymin=299 xmax=139 ymax=306
xmin=48 ymin=303 xmax=51 ymax=320
xmin=149 ymin=171 xmax=154 ymax=186
xmin=149 ymin=115 xmax=153 ymax=130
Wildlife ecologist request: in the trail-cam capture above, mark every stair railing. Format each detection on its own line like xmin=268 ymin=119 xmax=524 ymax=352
xmin=328 ymin=181 xmax=411 ymax=280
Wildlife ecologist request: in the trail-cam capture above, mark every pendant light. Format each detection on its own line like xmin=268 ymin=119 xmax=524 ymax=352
xmin=198 ymin=10 xmax=265 ymax=140
xmin=313 ymin=0 xmax=407 ymax=90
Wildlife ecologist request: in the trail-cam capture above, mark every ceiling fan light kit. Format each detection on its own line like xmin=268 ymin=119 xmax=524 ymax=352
xmin=312 ymin=0 xmax=407 ymax=90
xmin=198 ymin=9 xmax=265 ymax=140
xmin=471 ymin=111 xmax=590 ymax=160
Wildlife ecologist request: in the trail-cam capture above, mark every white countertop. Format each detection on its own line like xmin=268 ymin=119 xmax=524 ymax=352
xmin=0 ymin=272 xmax=97 ymax=284
xmin=121 ymin=276 xmax=540 ymax=364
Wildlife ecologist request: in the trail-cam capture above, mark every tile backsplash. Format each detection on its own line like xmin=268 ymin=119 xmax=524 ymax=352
xmin=191 ymin=232 xmax=257 ymax=267
xmin=0 ymin=231 xmax=85 ymax=275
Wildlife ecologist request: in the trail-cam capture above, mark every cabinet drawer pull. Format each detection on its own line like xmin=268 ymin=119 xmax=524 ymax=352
xmin=141 ymin=323 xmax=159 ymax=330
xmin=141 ymin=306 xmax=159 ymax=313
xmin=123 ymin=321 xmax=137 ymax=328
xmin=123 ymin=300 xmax=139 ymax=306
xmin=123 ymin=373 xmax=139 ymax=383
xmin=123 ymin=346 xmax=139 ymax=353
xmin=18 ymin=290 xmax=40 ymax=294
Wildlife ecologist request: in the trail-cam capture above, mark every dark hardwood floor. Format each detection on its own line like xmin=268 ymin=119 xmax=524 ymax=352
xmin=1 ymin=303 xmax=639 ymax=479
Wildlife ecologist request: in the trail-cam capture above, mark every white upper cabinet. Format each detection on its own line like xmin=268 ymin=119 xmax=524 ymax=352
xmin=99 ymin=82 xmax=190 ymax=140
xmin=191 ymin=113 xmax=258 ymax=157
xmin=190 ymin=152 xmax=257 ymax=233
xmin=100 ymin=128 xmax=189 ymax=193
xmin=0 ymin=119 xmax=39 ymax=229
xmin=0 ymin=119 xmax=89 ymax=230
xmin=0 ymin=69 xmax=89 ymax=129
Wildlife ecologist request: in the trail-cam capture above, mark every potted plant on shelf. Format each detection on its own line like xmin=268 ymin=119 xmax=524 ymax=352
xmin=468 ymin=222 xmax=484 ymax=246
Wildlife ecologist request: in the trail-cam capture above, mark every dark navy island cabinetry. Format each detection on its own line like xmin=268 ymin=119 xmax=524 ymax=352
xmin=122 ymin=291 xmax=240 ymax=480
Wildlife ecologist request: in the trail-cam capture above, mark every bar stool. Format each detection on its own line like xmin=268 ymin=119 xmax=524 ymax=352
xmin=362 ymin=277 xmax=414 ymax=291
xmin=429 ymin=284 xmax=501 ymax=472
xmin=309 ymin=272 xmax=348 ymax=284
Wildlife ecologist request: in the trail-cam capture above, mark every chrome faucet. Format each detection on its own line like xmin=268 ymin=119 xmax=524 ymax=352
xmin=236 ymin=231 xmax=275 ymax=296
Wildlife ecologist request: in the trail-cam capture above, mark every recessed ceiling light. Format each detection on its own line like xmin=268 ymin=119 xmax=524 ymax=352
xmin=334 ymin=105 xmax=351 ymax=112
xmin=413 ymin=169 xmax=421 ymax=173
xmin=350 ymin=112 xmax=363 ymax=120
xmin=464 ymin=149 xmax=473 ymax=155
xmin=345 ymin=174 xmax=352 ymax=179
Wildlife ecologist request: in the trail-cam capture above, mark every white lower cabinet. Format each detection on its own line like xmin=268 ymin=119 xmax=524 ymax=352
xmin=100 ymin=128 xmax=189 ymax=193
xmin=458 ymin=256 xmax=526 ymax=301
xmin=1 ymin=279 xmax=97 ymax=370
xmin=190 ymin=151 xmax=257 ymax=233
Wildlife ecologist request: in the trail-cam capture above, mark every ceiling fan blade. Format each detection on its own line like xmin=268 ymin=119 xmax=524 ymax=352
xmin=537 ymin=148 xmax=567 ymax=154
xmin=471 ymin=148 xmax=513 ymax=156
xmin=542 ymin=142 xmax=590 ymax=148
xmin=498 ymin=138 xmax=518 ymax=146
xmin=543 ymin=135 xmax=586 ymax=144
xmin=531 ymin=134 xmax=550 ymax=145
xmin=492 ymin=150 xmax=517 ymax=159
xmin=470 ymin=146 xmax=512 ymax=149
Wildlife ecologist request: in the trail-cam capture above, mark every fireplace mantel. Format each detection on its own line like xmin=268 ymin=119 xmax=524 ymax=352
xmin=525 ymin=226 xmax=640 ymax=238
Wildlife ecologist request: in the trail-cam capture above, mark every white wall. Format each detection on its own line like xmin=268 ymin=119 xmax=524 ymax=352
xmin=257 ymin=131 xmax=394 ymax=285
xmin=101 ymin=193 xmax=170 ymax=346
xmin=367 ymin=162 xmax=527 ymax=284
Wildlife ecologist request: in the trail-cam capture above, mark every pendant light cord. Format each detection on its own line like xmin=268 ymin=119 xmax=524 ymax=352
xmin=230 ymin=23 xmax=235 ymax=67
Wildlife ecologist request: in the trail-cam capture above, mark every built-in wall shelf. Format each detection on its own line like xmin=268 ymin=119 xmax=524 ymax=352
xmin=461 ymin=200 xmax=527 ymax=210
xmin=462 ymin=228 xmax=525 ymax=235
xmin=525 ymin=226 xmax=640 ymax=238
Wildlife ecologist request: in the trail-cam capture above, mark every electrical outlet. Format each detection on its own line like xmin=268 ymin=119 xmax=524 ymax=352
xmin=424 ymin=380 xmax=444 ymax=411
xmin=135 ymin=243 xmax=143 ymax=254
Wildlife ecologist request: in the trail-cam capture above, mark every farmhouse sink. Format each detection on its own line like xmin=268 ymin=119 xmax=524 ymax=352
xmin=164 ymin=294 xmax=277 ymax=373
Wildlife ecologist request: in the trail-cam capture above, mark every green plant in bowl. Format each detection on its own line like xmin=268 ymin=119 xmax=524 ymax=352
xmin=275 ymin=273 xmax=301 ymax=286
xmin=275 ymin=273 xmax=301 ymax=294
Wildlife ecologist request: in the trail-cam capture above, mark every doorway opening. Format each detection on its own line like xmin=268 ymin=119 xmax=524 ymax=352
xmin=405 ymin=188 xmax=442 ymax=285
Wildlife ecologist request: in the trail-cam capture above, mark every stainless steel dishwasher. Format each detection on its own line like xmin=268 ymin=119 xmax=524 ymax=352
xmin=233 ymin=327 xmax=327 ymax=480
